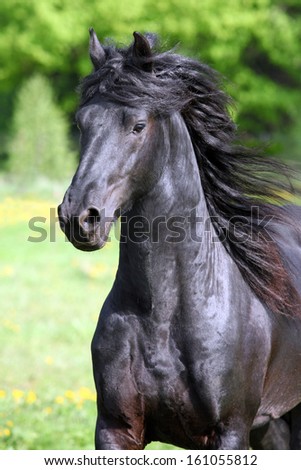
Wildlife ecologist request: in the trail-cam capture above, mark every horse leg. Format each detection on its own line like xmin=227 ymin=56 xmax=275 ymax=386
xmin=249 ymin=404 xmax=301 ymax=450
xmin=217 ymin=429 xmax=249 ymax=450
xmin=288 ymin=403 xmax=301 ymax=449
xmin=95 ymin=415 xmax=144 ymax=450
xmin=92 ymin=328 xmax=146 ymax=450
xmin=249 ymin=419 xmax=290 ymax=449
xmin=209 ymin=419 xmax=251 ymax=450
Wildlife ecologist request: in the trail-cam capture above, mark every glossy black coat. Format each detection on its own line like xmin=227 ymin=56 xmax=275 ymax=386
xmin=58 ymin=32 xmax=301 ymax=449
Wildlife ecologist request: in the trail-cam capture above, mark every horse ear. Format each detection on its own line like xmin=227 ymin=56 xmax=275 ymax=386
xmin=89 ymin=28 xmax=105 ymax=69
xmin=132 ymin=32 xmax=153 ymax=73
xmin=144 ymin=33 xmax=158 ymax=50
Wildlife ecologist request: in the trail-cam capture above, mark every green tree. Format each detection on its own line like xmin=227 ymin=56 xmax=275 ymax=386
xmin=0 ymin=0 xmax=300 ymax=151
xmin=7 ymin=74 xmax=76 ymax=179
xmin=142 ymin=0 xmax=301 ymax=136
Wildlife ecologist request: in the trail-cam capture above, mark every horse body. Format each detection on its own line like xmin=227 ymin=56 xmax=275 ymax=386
xmin=90 ymin=109 xmax=301 ymax=449
xmin=58 ymin=30 xmax=301 ymax=449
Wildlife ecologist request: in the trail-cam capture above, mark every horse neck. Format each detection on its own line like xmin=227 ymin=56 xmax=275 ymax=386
xmin=133 ymin=113 xmax=210 ymax=227
xmin=117 ymin=113 xmax=228 ymax=313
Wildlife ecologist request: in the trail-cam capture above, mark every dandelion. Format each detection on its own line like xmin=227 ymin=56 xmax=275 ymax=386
xmin=3 ymin=319 xmax=20 ymax=333
xmin=78 ymin=387 xmax=96 ymax=402
xmin=3 ymin=429 xmax=11 ymax=437
xmin=55 ymin=396 xmax=64 ymax=405
xmin=64 ymin=390 xmax=75 ymax=401
xmin=0 ymin=198 xmax=53 ymax=228
xmin=88 ymin=263 xmax=108 ymax=279
xmin=26 ymin=390 xmax=37 ymax=404
xmin=6 ymin=421 xmax=13 ymax=428
xmin=0 ymin=266 xmax=14 ymax=278
xmin=43 ymin=407 xmax=52 ymax=415
xmin=71 ymin=259 xmax=79 ymax=268
xmin=12 ymin=389 xmax=24 ymax=402
xmin=44 ymin=356 xmax=54 ymax=365
xmin=0 ymin=390 xmax=6 ymax=399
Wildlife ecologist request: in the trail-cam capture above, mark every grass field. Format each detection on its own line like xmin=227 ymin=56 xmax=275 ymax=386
xmin=0 ymin=177 xmax=176 ymax=450
xmin=2 ymin=175 xmax=300 ymax=450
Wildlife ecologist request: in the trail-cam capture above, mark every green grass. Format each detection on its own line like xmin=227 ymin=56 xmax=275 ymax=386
xmin=0 ymin=177 xmax=177 ymax=449
xmin=2 ymin=174 xmax=300 ymax=450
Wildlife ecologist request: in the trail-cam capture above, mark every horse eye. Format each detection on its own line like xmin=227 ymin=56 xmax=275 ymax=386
xmin=133 ymin=123 xmax=146 ymax=134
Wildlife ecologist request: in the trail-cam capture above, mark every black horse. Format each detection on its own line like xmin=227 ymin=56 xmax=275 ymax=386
xmin=58 ymin=30 xmax=301 ymax=449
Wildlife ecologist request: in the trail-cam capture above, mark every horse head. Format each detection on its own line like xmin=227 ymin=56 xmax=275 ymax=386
xmin=58 ymin=31 xmax=167 ymax=251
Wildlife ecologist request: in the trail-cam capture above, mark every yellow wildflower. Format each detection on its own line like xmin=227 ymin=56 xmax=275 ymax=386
xmin=43 ymin=407 xmax=52 ymax=415
xmin=64 ymin=390 xmax=75 ymax=401
xmin=12 ymin=389 xmax=24 ymax=402
xmin=6 ymin=421 xmax=13 ymax=428
xmin=26 ymin=391 xmax=37 ymax=404
xmin=89 ymin=263 xmax=108 ymax=279
xmin=3 ymin=429 xmax=10 ymax=437
xmin=0 ymin=390 xmax=6 ymax=399
xmin=0 ymin=198 xmax=53 ymax=228
xmin=79 ymin=387 xmax=96 ymax=402
xmin=55 ymin=396 xmax=64 ymax=405
xmin=3 ymin=319 xmax=20 ymax=333
xmin=44 ymin=356 xmax=54 ymax=365
xmin=0 ymin=266 xmax=14 ymax=277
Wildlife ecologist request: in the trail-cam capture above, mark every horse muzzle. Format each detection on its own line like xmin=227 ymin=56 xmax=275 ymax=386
xmin=57 ymin=203 xmax=113 ymax=251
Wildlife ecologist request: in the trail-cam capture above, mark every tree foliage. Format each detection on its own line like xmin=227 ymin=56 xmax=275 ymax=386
xmin=7 ymin=74 xmax=76 ymax=179
xmin=1 ymin=0 xmax=301 ymax=155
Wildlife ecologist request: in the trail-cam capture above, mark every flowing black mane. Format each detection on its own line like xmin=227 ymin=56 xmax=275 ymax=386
xmin=80 ymin=35 xmax=301 ymax=317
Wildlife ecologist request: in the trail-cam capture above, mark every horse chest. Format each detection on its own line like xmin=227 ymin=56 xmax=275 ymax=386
xmin=130 ymin=332 xmax=226 ymax=447
xmin=97 ymin=313 xmax=224 ymax=434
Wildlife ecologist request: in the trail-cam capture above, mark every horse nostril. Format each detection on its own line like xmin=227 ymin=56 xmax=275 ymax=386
xmin=79 ymin=207 xmax=101 ymax=233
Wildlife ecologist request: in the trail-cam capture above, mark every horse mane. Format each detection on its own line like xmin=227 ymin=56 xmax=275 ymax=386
xmin=80 ymin=35 xmax=301 ymax=317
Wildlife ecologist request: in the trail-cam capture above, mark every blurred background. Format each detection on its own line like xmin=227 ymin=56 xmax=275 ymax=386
xmin=0 ymin=0 xmax=300 ymax=449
